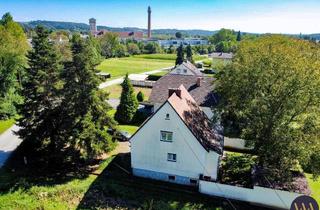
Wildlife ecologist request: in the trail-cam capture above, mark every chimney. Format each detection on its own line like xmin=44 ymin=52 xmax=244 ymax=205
xmin=168 ymin=88 xmax=182 ymax=98
xmin=196 ymin=77 xmax=202 ymax=87
xmin=147 ymin=6 xmax=152 ymax=39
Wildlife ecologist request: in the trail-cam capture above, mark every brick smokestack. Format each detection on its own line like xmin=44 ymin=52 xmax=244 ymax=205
xmin=196 ymin=77 xmax=202 ymax=87
xmin=147 ymin=6 xmax=151 ymax=39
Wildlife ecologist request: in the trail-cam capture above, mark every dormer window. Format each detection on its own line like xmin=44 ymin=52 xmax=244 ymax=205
xmin=165 ymin=113 xmax=170 ymax=120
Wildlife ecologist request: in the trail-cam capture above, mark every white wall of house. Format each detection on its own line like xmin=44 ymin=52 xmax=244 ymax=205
xmin=170 ymin=65 xmax=195 ymax=76
xmin=199 ymin=180 xmax=302 ymax=210
xmin=131 ymin=102 xmax=220 ymax=182
xmin=153 ymin=103 xmax=214 ymax=120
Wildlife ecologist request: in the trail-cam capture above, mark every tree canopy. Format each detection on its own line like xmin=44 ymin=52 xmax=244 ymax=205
xmin=61 ymin=34 xmax=116 ymax=159
xmin=0 ymin=13 xmax=28 ymax=119
xmin=216 ymin=35 xmax=320 ymax=181
xmin=210 ymin=28 xmax=237 ymax=53
xmin=17 ymin=26 xmax=62 ymax=151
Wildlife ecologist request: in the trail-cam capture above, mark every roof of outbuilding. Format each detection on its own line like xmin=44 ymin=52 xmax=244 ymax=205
xmin=172 ymin=61 xmax=203 ymax=76
xmin=167 ymin=85 xmax=223 ymax=154
xmin=148 ymin=74 xmax=218 ymax=107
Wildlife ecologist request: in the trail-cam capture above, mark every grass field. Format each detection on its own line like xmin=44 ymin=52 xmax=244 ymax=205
xmin=0 ymin=118 xmax=15 ymax=134
xmin=0 ymin=153 xmax=261 ymax=210
xmin=104 ymin=84 xmax=152 ymax=100
xmin=107 ymin=109 xmax=139 ymax=135
xmin=133 ymin=54 xmax=206 ymax=61
xmin=96 ymin=56 xmax=173 ymax=79
xmin=306 ymin=173 xmax=320 ymax=203
xmin=96 ymin=54 xmax=207 ymax=79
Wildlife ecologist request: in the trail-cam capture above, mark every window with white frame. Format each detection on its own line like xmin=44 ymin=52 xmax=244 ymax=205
xmin=160 ymin=131 xmax=173 ymax=142
xmin=167 ymin=153 xmax=177 ymax=162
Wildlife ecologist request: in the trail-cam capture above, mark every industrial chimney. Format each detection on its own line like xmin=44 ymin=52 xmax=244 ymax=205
xmin=89 ymin=18 xmax=97 ymax=35
xmin=147 ymin=6 xmax=152 ymax=39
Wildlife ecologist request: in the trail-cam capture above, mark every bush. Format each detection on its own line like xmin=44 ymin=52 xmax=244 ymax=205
xmin=220 ymin=153 xmax=256 ymax=187
xmin=195 ymin=63 xmax=203 ymax=68
xmin=202 ymin=69 xmax=216 ymax=74
xmin=137 ymin=91 xmax=144 ymax=102
xmin=147 ymin=74 xmax=162 ymax=81
xmin=202 ymin=59 xmax=212 ymax=67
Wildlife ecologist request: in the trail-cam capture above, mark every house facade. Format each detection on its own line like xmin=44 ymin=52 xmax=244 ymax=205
xmin=170 ymin=61 xmax=203 ymax=76
xmin=131 ymin=85 xmax=223 ymax=186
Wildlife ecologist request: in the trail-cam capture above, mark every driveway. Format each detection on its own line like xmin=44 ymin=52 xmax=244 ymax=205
xmin=0 ymin=125 xmax=22 ymax=167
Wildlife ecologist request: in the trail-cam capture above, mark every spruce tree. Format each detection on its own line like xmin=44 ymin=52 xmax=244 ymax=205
xmin=236 ymin=30 xmax=241 ymax=41
xmin=17 ymin=26 xmax=62 ymax=150
xmin=175 ymin=43 xmax=184 ymax=65
xmin=115 ymin=74 xmax=138 ymax=124
xmin=61 ymin=34 xmax=116 ymax=159
xmin=186 ymin=44 xmax=194 ymax=64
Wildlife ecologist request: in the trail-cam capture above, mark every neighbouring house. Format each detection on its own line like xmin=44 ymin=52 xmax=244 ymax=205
xmin=147 ymin=61 xmax=218 ymax=118
xmin=130 ymin=85 xmax=223 ymax=186
xmin=170 ymin=61 xmax=203 ymax=76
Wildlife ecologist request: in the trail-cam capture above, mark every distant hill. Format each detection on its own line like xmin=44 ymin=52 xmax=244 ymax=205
xmin=19 ymin=20 xmax=320 ymax=39
xmin=20 ymin=20 xmax=217 ymax=37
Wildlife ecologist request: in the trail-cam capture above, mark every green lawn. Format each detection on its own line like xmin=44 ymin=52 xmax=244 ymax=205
xmin=306 ymin=173 xmax=320 ymax=203
xmin=103 ymin=84 xmax=152 ymax=100
xmin=133 ymin=53 xmax=206 ymax=61
xmin=0 ymin=156 xmax=115 ymax=210
xmin=0 ymin=118 xmax=15 ymax=134
xmin=96 ymin=56 xmax=174 ymax=79
xmin=96 ymin=54 xmax=207 ymax=79
xmin=107 ymin=109 xmax=139 ymax=135
xmin=0 ymin=153 xmax=258 ymax=210
xmin=117 ymin=125 xmax=138 ymax=135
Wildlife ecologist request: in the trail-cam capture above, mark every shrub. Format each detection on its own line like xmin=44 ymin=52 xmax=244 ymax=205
xmin=202 ymin=59 xmax=212 ymax=67
xmin=137 ymin=91 xmax=144 ymax=102
xmin=147 ymin=74 xmax=162 ymax=81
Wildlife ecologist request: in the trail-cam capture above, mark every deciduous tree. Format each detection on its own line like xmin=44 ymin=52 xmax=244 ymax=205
xmin=216 ymin=35 xmax=320 ymax=181
xmin=0 ymin=13 xmax=28 ymax=119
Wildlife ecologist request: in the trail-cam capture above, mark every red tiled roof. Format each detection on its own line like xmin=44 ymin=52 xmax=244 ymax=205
xmin=168 ymin=85 xmax=223 ymax=154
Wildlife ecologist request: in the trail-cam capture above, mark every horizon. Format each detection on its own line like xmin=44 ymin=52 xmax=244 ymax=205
xmin=1 ymin=0 xmax=320 ymax=34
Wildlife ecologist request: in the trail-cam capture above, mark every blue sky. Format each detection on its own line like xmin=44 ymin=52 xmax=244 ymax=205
xmin=1 ymin=0 xmax=320 ymax=34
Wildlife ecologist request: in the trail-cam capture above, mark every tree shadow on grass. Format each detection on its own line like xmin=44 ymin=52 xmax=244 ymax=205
xmin=77 ymin=153 xmax=272 ymax=210
xmin=0 ymin=140 xmax=102 ymax=194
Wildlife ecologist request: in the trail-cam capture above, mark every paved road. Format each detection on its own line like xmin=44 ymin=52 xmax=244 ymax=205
xmin=98 ymin=66 xmax=173 ymax=89
xmin=0 ymin=125 xmax=22 ymax=167
xmin=0 ymin=66 xmax=174 ymax=168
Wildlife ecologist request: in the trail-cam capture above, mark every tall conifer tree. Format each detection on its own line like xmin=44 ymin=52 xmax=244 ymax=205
xmin=61 ymin=34 xmax=115 ymax=159
xmin=115 ymin=74 xmax=138 ymax=124
xmin=17 ymin=26 xmax=62 ymax=149
xmin=186 ymin=44 xmax=194 ymax=64
xmin=175 ymin=44 xmax=184 ymax=65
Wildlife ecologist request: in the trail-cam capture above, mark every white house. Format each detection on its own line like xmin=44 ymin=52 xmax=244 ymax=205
xmin=130 ymin=85 xmax=223 ymax=186
xmin=170 ymin=61 xmax=203 ymax=76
